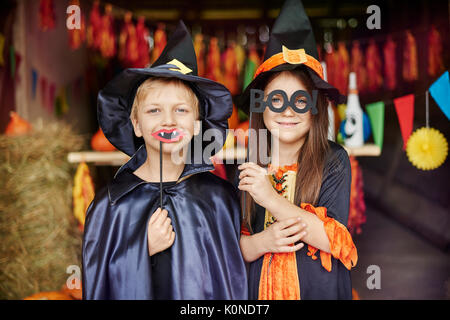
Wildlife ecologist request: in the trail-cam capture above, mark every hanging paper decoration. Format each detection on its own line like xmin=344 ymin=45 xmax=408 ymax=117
xmin=427 ymin=26 xmax=444 ymax=77
xmin=324 ymin=43 xmax=337 ymax=90
xmin=429 ymin=71 xmax=450 ymax=120
xmin=151 ymin=23 xmax=167 ymax=64
xmin=39 ymin=0 xmax=56 ymax=31
xmin=223 ymin=43 xmax=239 ymax=95
xmin=383 ymin=36 xmax=397 ymax=91
xmin=351 ymin=41 xmax=367 ymax=93
xmin=68 ymin=0 xmax=86 ymax=50
xmin=366 ymin=101 xmax=385 ymax=151
xmin=206 ymin=37 xmax=223 ymax=83
xmin=194 ymin=34 xmax=206 ymax=77
xmin=119 ymin=12 xmax=139 ymax=68
xmin=317 ymin=44 xmax=323 ymax=62
xmin=348 ymin=156 xmax=366 ymax=235
xmin=234 ymin=43 xmax=246 ymax=77
xmin=242 ymin=46 xmax=260 ymax=90
xmin=87 ymin=0 xmax=102 ymax=50
xmin=394 ymin=94 xmax=415 ymax=150
xmin=334 ymin=42 xmax=350 ymax=95
xmin=365 ymin=39 xmax=382 ymax=92
xmin=0 ymin=33 xmax=5 ymax=66
xmin=402 ymin=31 xmax=418 ymax=82
xmin=99 ymin=4 xmax=116 ymax=59
xmin=406 ymin=127 xmax=448 ymax=170
xmin=136 ymin=16 xmax=150 ymax=68
xmin=73 ymin=162 xmax=95 ymax=228
xmin=31 ymin=69 xmax=38 ymax=99
xmin=4 ymin=111 xmax=32 ymax=136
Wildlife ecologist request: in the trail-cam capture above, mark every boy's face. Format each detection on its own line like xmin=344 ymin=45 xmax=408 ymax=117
xmin=131 ymin=81 xmax=200 ymax=156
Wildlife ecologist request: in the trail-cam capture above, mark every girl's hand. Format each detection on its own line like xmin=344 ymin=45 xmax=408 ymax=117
xmin=260 ymin=217 xmax=307 ymax=253
xmin=238 ymin=162 xmax=279 ymax=210
xmin=147 ymin=208 xmax=175 ymax=256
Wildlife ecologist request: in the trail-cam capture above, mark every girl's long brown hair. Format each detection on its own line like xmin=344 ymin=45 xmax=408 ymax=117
xmin=243 ymin=66 xmax=330 ymax=232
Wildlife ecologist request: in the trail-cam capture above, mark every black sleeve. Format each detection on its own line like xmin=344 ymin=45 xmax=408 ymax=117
xmin=316 ymin=146 xmax=352 ymax=227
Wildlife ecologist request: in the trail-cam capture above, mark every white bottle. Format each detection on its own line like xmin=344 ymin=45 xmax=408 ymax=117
xmin=321 ymin=62 xmax=335 ymax=141
xmin=344 ymin=72 xmax=364 ymax=148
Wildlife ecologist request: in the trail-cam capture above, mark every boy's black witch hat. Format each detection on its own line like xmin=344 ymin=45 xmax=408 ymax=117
xmin=237 ymin=0 xmax=346 ymax=113
xmin=98 ymin=20 xmax=232 ymax=157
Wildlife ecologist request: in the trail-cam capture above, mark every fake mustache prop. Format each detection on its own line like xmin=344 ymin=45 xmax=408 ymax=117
xmin=151 ymin=128 xmax=186 ymax=209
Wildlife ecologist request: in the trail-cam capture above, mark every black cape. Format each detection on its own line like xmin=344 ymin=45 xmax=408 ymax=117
xmin=82 ymin=145 xmax=248 ymax=300
xmin=241 ymin=141 xmax=353 ymax=300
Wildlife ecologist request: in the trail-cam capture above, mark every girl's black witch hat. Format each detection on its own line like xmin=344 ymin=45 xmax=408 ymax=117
xmin=237 ymin=0 xmax=346 ymax=114
xmin=97 ymin=20 xmax=232 ymax=156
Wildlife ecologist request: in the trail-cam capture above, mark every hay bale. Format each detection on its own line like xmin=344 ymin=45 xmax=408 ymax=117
xmin=0 ymin=120 xmax=86 ymax=299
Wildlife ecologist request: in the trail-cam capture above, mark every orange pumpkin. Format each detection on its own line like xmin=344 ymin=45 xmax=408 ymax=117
xmin=235 ymin=120 xmax=249 ymax=147
xmin=91 ymin=127 xmax=116 ymax=151
xmin=61 ymin=283 xmax=82 ymax=300
xmin=24 ymin=291 xmax=73 ymax=300
xmin=4 ymin=111 xmax=32 ymax=136
xmin=228 ymin=105 xmax=240 ymax=130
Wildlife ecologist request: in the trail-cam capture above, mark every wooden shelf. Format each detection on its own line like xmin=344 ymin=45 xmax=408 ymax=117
xmin=68 ymin=144 xmax=380 ymax=166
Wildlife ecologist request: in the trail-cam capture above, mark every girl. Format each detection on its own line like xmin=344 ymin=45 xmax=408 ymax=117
xmin=237 ymin=0 xmax=357 ymax=300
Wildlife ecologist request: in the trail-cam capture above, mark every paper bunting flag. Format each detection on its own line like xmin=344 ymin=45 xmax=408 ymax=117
xmin=55 ymin=87 xmax=70 ymax=117
xmin=31 ymin=69 xmax=38 ymax=99
xmin=429 ymin=71 xmax=450 ymax=120
xmin=0 ymin=33 xmax=5 ymax=66
xmin=9 ymin=46 xmax=15 ymax=78
xmin=394 ymin=94 xmax=415 ymax=150
xmin=48 ymin=83 xmax=56 ymax=113
xmin=366 ymin=101 xmax=385 ymax=151
xmin=40 ymin=77 xmax=47 ymax=108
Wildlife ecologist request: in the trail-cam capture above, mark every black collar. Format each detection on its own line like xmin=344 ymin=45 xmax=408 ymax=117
xmin=107 ymin=144 xmax=215 ymax=204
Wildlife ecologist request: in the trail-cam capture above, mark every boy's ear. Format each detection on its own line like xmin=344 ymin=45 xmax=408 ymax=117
xmin=194 ymin=120 xmax=201 ymax=136
xmin=131 ymin=116 xmax=143 ymax=138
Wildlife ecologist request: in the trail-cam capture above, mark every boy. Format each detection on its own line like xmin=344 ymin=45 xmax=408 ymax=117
xmin=82 ymin=21 xmax=247 ymax=300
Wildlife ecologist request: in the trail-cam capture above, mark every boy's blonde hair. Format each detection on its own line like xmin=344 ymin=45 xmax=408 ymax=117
xmin=130 ymin=77 xmax=200 ymax=120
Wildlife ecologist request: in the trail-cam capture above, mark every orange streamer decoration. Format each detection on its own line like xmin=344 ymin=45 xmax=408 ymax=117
xmin=383 ymin=36 xmax=397 ymax=90
xmin=351 ymin=41 xmax=367 ymax=93
xmin=427 ymin=26 xmax=444 ymax=77
xmin=99 ymin=4 xmax=116 ymax=58
xmin=68 ymin=0 xmax=86 ymax=50
xmin=365 ymin=39 xmax=382 ymax=92
xmin=119 ymin=12 xmax=139 ymax=67
xmin=222 ymin=43 xmax=239 ymax=95
xmin=151 ymin=23 xmax=167 ymax=64
xmin=402 ymin=30 xmax=418 ymax=82
xmin=206 ymin=37 xmax=223 ymax=83
xmin=194 ymin=34 xmax=206 ymax=77
xmin=335 ymin=42 xmax=350 ymax=95
xmin=87 ymin=0 xmax=102 ymax=50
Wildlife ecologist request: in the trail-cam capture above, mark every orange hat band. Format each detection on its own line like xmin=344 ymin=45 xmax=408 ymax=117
xmin=254 ymin=51 xmax=324 ymax=80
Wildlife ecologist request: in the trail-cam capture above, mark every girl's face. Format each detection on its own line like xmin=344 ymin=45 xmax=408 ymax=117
xmin=263 ymin=71 xmax=312 ymax=146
